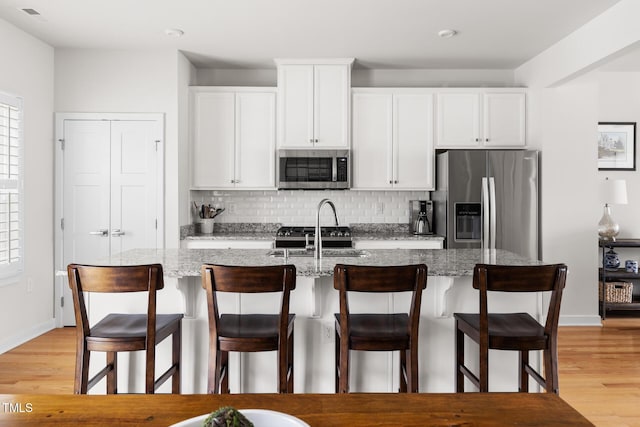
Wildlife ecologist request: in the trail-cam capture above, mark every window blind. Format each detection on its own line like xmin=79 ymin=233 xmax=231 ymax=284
xmin=0 ymin=92 xmax=23 ymax=279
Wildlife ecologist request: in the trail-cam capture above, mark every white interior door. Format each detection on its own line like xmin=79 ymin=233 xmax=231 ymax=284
xmin=56 ymin=114 xmax=163 ymax=326
xmin=62 ymin=120 xmax=111 ymax=265
xmin=110 ymin=120 xmax=159 ymax=254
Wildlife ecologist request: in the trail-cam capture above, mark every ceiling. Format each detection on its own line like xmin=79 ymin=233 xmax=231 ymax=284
xmin=0 ymin=0 xmax=623 ymax=69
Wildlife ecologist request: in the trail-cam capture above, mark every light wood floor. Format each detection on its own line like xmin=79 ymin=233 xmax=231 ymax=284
xmin=1 ymin=320 xmax=640 ymax=426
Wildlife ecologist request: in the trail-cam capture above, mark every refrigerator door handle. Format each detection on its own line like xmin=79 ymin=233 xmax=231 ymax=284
xmin=482 ymin=177 xmax=490 ymax=250
xmin=489 ymin=177 xmax=497 ymax=250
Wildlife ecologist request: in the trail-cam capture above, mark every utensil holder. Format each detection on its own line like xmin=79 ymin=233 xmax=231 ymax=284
xmin=199 ymin=218 xmax=214 ymax=234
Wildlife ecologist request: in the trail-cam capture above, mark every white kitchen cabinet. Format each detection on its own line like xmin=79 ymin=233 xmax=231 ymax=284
xmin=352 ymin=88 xmax=434 ymax=190
xmin=435 ymin=90 xmax=526 ymax=148
xmin=190 ymin=87 xmax=276 ymax=189
xmin=354 ymin=239 xmax=443 ymax=250
xmin=276 ymin=59 xmax=354 ymax=148
xmin=181 ymin=239 xmax=273 ymax=249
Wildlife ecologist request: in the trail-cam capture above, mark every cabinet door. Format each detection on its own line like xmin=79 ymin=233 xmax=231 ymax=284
xmin=352 ymin=92 xmax=393 ymax=189
xmin=192 ymin=92 xmax=235 ymax=187
xmin=235 ymin=91 xmax=276 ymax=188
xmin=435 ymin=93 xmax=480 ymax=147
xmin=314 ymin=64 xmax=350 ymax=148
xmin=277 ymin=65 xmax=314 ymax=148
xmin=483 ymin=92 xmax=526 ymax=147
xmin=394 ymin=94 xmax=434 ymax=190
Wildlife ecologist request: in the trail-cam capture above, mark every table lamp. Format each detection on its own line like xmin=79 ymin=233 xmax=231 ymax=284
xmin=598 ymin=177 xmax=628 ymax=241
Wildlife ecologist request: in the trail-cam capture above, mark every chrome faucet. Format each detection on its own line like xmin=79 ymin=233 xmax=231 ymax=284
xmin=314 ymin=198 xmax=339 ymax=260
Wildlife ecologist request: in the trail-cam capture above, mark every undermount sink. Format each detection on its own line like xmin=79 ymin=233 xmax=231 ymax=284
xmin=268 ymin=248 xmax=369 ymax=258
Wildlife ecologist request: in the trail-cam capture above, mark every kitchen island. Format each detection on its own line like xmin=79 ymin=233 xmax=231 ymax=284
xmin=88 ymin=248 xmax=547 ymax=395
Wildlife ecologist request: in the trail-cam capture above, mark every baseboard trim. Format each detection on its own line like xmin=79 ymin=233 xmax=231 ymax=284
xmin=0 ymin=319 xmax=56 ymax=354
xmin=559 ymin=314 xmax=602 ymax=327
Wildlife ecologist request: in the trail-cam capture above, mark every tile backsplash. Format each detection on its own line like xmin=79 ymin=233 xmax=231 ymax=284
xmin=191 ymin=190 xmax=430 ymax=226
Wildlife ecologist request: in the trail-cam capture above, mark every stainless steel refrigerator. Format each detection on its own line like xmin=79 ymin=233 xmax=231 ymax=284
xmin=432 ymin=150 xmax=539 ymax=260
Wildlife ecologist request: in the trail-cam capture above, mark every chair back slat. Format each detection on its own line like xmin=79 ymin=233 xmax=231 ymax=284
xmin=473 ymin=264 xmax=566 ymax=293
xmin=67 ymin=264 xmax=164 ymax=293
xmin=333 ymin=264 xmax=428 ymax=292
xmin=202 ymin=264 xmax=296 ymax=293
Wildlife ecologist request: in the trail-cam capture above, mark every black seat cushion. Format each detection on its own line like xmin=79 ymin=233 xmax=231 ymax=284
xmin=454 ymin=312 xmax=547 ymax=351
xmin=218 ymin=314 xmax=295 ymax=339
xmin=335 ymin=313 xmax=410 ymax=350
xmin=90 ymin=313 xmax=183 ymax=339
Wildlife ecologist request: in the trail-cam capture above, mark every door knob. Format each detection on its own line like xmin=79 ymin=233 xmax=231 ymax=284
xmin=89 ymin=229 xmax=108 ymax=236
xmin=111 ymin=229 xmax=125 ymax=237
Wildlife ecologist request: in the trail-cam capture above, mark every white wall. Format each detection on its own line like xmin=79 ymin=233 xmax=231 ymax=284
xmin=528 ymin=78 xmax=600 ymax=325
xmin=0 ymin=19 xmax=55 ymax=352
xmin=54 ymin=48 xmax=182 ymax=248
xmin=514 ymin=0 xmax=640 ymax=325
xmin=194 ymin=68 xmax=515 ymax=88
xmin=597 ymin=71 xmax=640 ymax=256
xmin=178 ymin=53 xmax=198 ymax=232
xmin=351 ymin=69 xmax=515 ymax=87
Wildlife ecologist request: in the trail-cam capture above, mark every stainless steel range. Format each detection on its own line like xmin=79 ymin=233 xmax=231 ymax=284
xmin=275 ymin=226 xmax=353 ymax=248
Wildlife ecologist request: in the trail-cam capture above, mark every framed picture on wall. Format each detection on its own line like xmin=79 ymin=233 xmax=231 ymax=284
xmin=598 ymin=122 xmax=636 ymax=171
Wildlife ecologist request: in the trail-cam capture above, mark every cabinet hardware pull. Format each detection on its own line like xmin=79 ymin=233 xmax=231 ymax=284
xmin=89 ymin=229 xmax=108 ymax=236
xmin=111 ymin=229 xmax=125 ymax=237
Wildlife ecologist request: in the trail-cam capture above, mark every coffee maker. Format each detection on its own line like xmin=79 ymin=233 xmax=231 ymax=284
xmin=409 ymin=200 xmax=434 ymax=235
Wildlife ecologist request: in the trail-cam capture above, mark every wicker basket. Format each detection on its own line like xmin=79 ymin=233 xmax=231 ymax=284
xmin=599 ymin=281 xmax=633 ymax=303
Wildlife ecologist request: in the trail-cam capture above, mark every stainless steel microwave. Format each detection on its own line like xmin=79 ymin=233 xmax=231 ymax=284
xmin=277 ymin=149 xmax=350 ymax=190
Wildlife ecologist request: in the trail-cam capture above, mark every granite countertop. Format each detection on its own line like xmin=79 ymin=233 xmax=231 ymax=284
xmin=103 ymin=248 xmax=544 ymax=278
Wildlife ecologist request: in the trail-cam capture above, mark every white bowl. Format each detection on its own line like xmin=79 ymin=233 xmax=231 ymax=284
xmin=170 ymin=409 xmax=310 ymax=427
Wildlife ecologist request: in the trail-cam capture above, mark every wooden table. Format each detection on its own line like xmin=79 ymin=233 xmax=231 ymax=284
xmin=0 ymin=393 xmax=593 ymax=426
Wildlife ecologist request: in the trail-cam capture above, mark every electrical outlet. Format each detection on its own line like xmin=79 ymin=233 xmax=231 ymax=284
xmin=375 ymin=202 xmax=384 ymax=215
xmin=321 ymin=322 xmax=333 ymax=344
xmin=228 ymin=203 xmax=236 ymax=214
xmin=26 ymin=277 xmax=33 ymax=293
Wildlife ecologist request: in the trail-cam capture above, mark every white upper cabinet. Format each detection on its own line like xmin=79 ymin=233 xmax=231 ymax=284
xmin=191 ymin=87 xmax=276 ymax=189
xmin=352 ymin=89 xmax=434 ymax=190
xmin=436 ymin=90 xmax=526 ymax=148
xmin=276 ymin=59 xmax=354 ymax=148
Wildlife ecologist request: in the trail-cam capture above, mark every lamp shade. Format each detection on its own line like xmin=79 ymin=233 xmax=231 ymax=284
xmin=603 ymin=178 xmax=628 ymax=205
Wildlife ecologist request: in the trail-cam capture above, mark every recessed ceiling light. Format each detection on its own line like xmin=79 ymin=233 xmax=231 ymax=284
xmin=21 ymin=8 xmax=41 ymax=16
xmin=164 ymin=28 xmax=184 ymax=37
xmin=438 ymin=29 xmax=458 ymax=39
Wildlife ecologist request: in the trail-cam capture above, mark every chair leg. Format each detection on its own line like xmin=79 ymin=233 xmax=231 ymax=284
xmin=399 ymin=349 xmax=407 ymax=393
xmin=455 ymin=322 xmax=465 ymax=393
xmin=544 ymin=346 xmax=559 ymax=394
xmin=106 ymin=351 xmax=117 ymax=394
xmin=145 ymin=343 xmax=156 ymax=394
xmin=409 ymin=344 xmax=419 ymax=393
xmin=519 ymin=350 xmax=529 ymax=392
xmin=479 ymin=345 xmax=489 ymax=392
xmin=220 ymin=350 xmax=230 ymax=394
xmin=338 ymin=331 xmax=350 ymax=393
xmin=335 ymin=328 xmax=340 ymax=393
xmin=75 ymin=341 xmax=90 ymax=394
xmin=172 ymin=326 xmax=182 ymax=394
xmin=278 ymin=331 xmax=289 ymax=393
xmin=210 ymin=347 xmax=222 ymax=394
xmin=287 ymin=328 xmax=294 ymax=393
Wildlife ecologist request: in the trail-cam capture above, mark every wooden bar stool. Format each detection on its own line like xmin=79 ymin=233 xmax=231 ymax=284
xmin=67 ymin=264 xmax=183 ymax=394
xmin=333 ymin=263 xmax=428 ymax=393
xmin=454 ymin=263 xmax=567 ymax=394
xmin=201 ymin=264 xmax=296 ymax=394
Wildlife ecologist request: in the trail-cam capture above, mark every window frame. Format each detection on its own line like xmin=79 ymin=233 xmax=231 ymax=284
xmin=0 ymin=91 xmax=24 ymax=283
